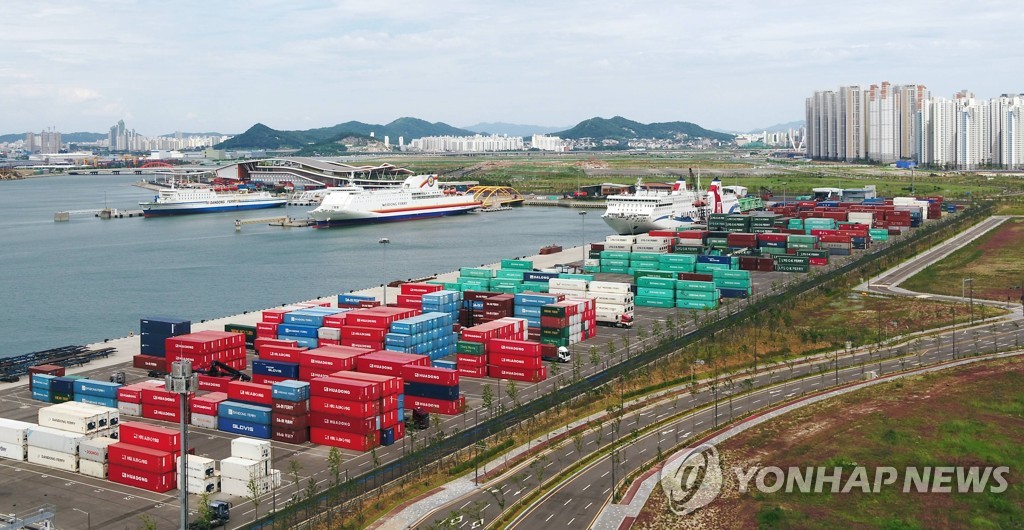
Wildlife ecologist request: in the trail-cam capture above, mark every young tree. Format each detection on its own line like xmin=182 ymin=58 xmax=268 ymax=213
xmin=505 ymin=379 xmax=519 ymax=408
xmin=139 ymin=515 xmax=158 ymax=530
xmin=246 ymin=474 xmax=262 ymax=522
xmin=304 ymin=476 xmax=320 ymax=520
xmin=289 ymin=459 xmax=303 ymax=504
xmin=481 ymin=383 xmax=495 ymax=418
xmin=589 ymin=345 xmax=600 ymax=367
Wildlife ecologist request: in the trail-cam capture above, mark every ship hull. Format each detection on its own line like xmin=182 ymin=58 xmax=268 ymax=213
xmin=142 ymin=200 xmax=287 ymax=217
xmin=601 ymin=203 xmax=741 ymax=235
xmin=312 ymin=203 xmax=480 ymax=228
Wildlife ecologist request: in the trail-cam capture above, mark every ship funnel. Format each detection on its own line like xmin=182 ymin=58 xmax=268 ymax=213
xmin=707 ymin=178 xmax=723 ymax=214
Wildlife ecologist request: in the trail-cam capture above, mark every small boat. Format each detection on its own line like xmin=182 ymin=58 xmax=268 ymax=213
xmin=539 ymin=244 xmax=563 ymax=255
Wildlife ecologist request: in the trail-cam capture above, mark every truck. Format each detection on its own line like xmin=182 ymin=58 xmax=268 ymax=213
xmin=542 ymin=346 xmax=572 ymax=364
xmin=190 ymin=500 xmax=231 ymax=529
xmin=596 ymin=311 xmax=634 ymax=328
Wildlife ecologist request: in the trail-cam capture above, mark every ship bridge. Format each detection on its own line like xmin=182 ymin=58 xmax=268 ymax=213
xmin=214 ymin=157 xmax=413 ymax=188
xmin=464 ymin=186 xmax=525 ymax=208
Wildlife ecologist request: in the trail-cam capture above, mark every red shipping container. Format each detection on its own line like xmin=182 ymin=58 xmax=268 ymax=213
xmin=487 ymin=339 xmax=542 ymax=357
xmin=379 ymin=409 xmax=400 ymax=428
xmin=119 ymin=421 xmax=181 ymax=450
xmin=255 ymin=337 xmax=301 ymax=352
xmin=319 ymin=338 xmax=342 ymax=346
xmin=299 ymin=366 xmax=337 ymax=381
xmin=310 ymin=377 xmax=380 ymax=401
xmin=329 ymin=371 xmax=403 ymax=396
xmin=107 ymin=463 xmax=176 ymax=493
xmin=400 ymin=282 xmax=443 ymax=295
xmin=341 ymin=326 xmax=388 ymax=341
xmin=226 ymin=357 xmax=247 ymax=371
xmin=256 ymin=322 xmax=279 ymax=337
xmin=345 ymin=312 xmax=398 ymax=329
xmin=133 ymin=354 xmax=167 ymax=371
xmin=272 ymin=427 xmax=310 ymax=445
xmin=380 ymin=393 xmax=398 ymax=413
xmin=322 ymin=314 xmax=347 ymax=328
xmin=308 ymin=411 xmax=377 ymax=434
xmin=261 ymin=308 xmax=291 ymax=324
xmin=340 ymin=338 xmax=383 ymax=350
xmin=117 ymin=385 xmax=144 ymax=404
xmin=487 ymin=365 xmax=547 ymax=383
xmin=272 ymin=399 xmax=309 ymax=415
xmin=489 ymin=352 xmax=543 ymax=370
xmin=252 ymin=374 xmax=289 ymax=386
xmin=396 ymin=294 xmax=422 ymax=307
xmin=166 ymin=331 xmax=244 ymax=355
xmin=540 ymin=316 xmax=568 ymax=329
xmin=310 ymin=427 xmax=377 ymax=451
xmin=191 ymin=392 xmax=228 ymax=415
xmin=310 ymin=396 xmax=380 ymax=418
xmin=404 ymin=395 xmax=466 ymax=416
xmin=299 ymin=347 xmax=366 ymax=371
xmin=810 ymin=257 xmax=829 ymax=266
xmin=272 ymin=412 xmax=309 ymax=431
xmin=393 ymin=420 xmax=406 ymax=441
xmin=28 ymin=364 xmax=65 ymax=377
xmin=108 ymin=442 xmax=175 ymax=473
xmin=168 ymin=351 xmax=215 ymax=370
xmin=400 ymin=365 xmax=459 ymax=386
xmin=141 ymin=387 xmax=188 ymax=407
xmin=456 ymin=354 xmax=487 ymax=368
xmin=227 ymin=381 xmax=274 ymax=405
xmin=142 ymin=403 xmax=186 ymax=424
xmin=356 ymin=351 xmax=430 ymax=377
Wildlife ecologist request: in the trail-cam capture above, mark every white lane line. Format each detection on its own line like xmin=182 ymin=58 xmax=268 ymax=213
xmin=582 ymin=484 xmax=591 ymax=491
xmin=564 ymin=499 xmax=571 ymax=506
xmin=546 ymin=514 xmax=554 ymax=522
xmin=461 ymin=501 xmax=471 ymax=509
xmin=601 ymin=471 xmax=609 ymax=478
xmin=585 ymin=502 xmax=593 ymax=510
xmin=569 ymin=517 xmax=576 ymax=525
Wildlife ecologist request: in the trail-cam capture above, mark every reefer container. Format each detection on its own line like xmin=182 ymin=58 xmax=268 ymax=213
xmin=26 ymin=425 xmax=85 ymax=454
xmin=0 ymin=418 xmax=34 ymax=445
xmin=27 ymin=446 xmax=78 ymax=472
xmin=220 ymin=456 xmax=267 ymax=480
xmin=177 ymin=454 xmax=217 ymax=477
xmin=78 ymin=458 xmax=107 ymax=479
xmin=231 ymin=437 xmax=272 ymax=461
xmin=79 ymin=437 xmax=118 ymax=463
xmin=108 ymin=442 xmax=175 ymax=473
xmin=0 ymin=442 xmax=27 ymax=461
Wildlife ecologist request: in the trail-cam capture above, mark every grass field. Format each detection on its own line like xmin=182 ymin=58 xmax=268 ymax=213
xmin=902 ymin=217 xmax=1024 ymax=303
xmin=635 ymin=356 xmax=1024 ymax=530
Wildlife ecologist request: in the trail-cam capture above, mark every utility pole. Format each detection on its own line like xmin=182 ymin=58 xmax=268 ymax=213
xmin=379 ymin=238 xmax=391 ymax=305
xmin=166 ymin=360 xmax=197 ymax=530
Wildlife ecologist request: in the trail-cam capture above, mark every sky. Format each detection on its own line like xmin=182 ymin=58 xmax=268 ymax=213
xmin=2 ymin=0 xmax=1021 ymax=136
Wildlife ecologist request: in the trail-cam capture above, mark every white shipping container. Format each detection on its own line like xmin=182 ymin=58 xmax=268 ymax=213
xmin=676 ymin=238 xmax=704 ymax=247
xmin=178 ymin=454 xmax=216 ymax=478
xmin=55 ymin=401 xmax=118 ymax=428
xmin=231 ymin=438 xmax=272 ymax=462
xmin=547 ymin=287 xmax=586 ymax=297
xmin=221 ymin=470 xmax=280 ymax=497
xmin=27 ymin=446 xmax=78 ymax=472
xmin=848 ymin=212 xmax=874 ymax=225
xmin=587 ymin=281 xmax=632 ymax=295
xmin=117 ymin=402 xmax=142 ymax=417
xmin=548 ymin=278 xmax=588 ymax=291
xmin=635 ymin=236 xmax=672 ymax=245
xmin=220 ymin=456 xmax=266 ymax=481
xmin=0 ymin=418 xmax=35 ymax=445
xmin=79 ymin=437 xmax=118 ymax=463
xmin=606 ymin=235 xmax=638 ymax=244
xmin=178 ymin=472 xmax=221 ymax=494
xmin=630 ymin=245 xmax=669 ymax=253
xmin=27 ymin=426 xmax=86 ymax=454
xmin=190 ymin=413 xmax=218 ymax=430
xmin=603 ymin=243 xmax=632 ymax=251
xmin=37 ymin=407 xmax=99 ymax=434
xmin=584 ymin=258 xmax=600 ymax=267
xmin=317 ymin=327 xmax=341 ymax=340
xmin=78 ymin=459 xmax=108 ymax=479
xmin=0 ymin=441 xmax=27 ymax=461
xmin=590 ymin=292 xmax=634 ymax=305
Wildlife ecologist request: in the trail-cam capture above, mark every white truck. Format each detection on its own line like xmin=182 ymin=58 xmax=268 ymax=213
xmin=596 ymin=309 xmax=634 ymax=328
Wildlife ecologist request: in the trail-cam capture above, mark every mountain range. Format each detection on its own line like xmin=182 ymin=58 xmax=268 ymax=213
xmin=462 ymin=122 xmax=567 ymax=136
xmin=552 ymin=116 xmax=733 ymax=142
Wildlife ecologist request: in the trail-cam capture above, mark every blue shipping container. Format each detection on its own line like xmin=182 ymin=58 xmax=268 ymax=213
xmin=219 ymin=401 xmax=273 ymax=424
xmin=433 ymin=360 xmax=457 ymax=371
xmin=380 ymin=426 xmax=396 ymax=446
xmin=139 ymin=331 xmax=172 ymax=356
xmin=282 ymin=311 xmax=328 ymax=327
xmin=73 ymin=379 xmax=121 ymax=399
xmin=277 ymin=323 xmax=320 ymax=338
xmin=280 ymin=336 xmax=319 ymax=349
xmin=76 ymin=395 xmax=118 ymax=408
xmin=31 ymin=388 xmax=52 ymax=402
xmin=697 ymin=255 xmax=731 ymax=265
xmin=51 ymin=377 xmax=76 ymax=395
xmin=252 ymin=359 xmax=300 ymax=379
xmin=271 ymin=380 xmax=310 ymax=402
xmin=397 ymin=394 xmax=405 ymax=411
xmin=31 ymin=373 xmax=56 ymax=389
xmin=404 ymin=382 xmax=459 ymax=401
xmin=217 ymin=417 xmax=272 ymax=439
xmin=719 ymin=288 xmax=751 ymax=299
xmin=338 ymin=294 xmax=374 ymax=306
xmin=139 ymin=316 xmax=191 ymax=336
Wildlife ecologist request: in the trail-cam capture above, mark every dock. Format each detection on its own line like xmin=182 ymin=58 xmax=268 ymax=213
xmin=54 ymin=208 xmax=145 ymax=221
xmin=523 ymin=199 xmax=605 ymax=208
xmin=234 ymin=216 xmax=315 ymax=230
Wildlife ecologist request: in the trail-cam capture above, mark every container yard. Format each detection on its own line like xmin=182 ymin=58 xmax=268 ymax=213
xmin=0 ymin=196 xmax=946 ymax=528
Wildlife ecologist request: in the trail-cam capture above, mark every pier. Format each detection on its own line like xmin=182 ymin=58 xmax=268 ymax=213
xmin=523 ymin=199 xmax=605 ymax=208
xmin=53 ymin=208 xmax=145 ymax=221
xmin=234 ymin=216 xmax=314 ymax=230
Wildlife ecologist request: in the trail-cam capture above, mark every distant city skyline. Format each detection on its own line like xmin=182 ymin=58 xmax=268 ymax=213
xmin=1 ymin=1 xmax=1020 ymax=136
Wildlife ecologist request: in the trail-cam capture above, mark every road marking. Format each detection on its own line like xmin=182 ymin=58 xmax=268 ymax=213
xmin=582 ymin=484 xmax=591 ymax=491
xmin=545 ymin=461 xmax=555 ymax=468
xmin=683 ymin=432 xmax=691 ymax=438
xmin=638 ymin=448 xmax=647 ymax=454
xmin=661 ymin=429 xmax=674 ymax=435
xmin=601 ymin=471 xmax=609 ymax=478
xmin=564 ymin=499 xmax=571 ymax=506
xmin=752 ymin=399 xmax=761 ymax=404
xmin=657 ymin=412 xmax=669 ymax=419
xmin=461 ymin=501 xmax=471 ymax=509
xmin=546 ymin=514 xmax=554 ymax=522
xmin=569 ymin=517 xmax=575 ymax=525
xmin=588 ymin=440 xmax=595 ymax=445
xmin=603 ymin=488 xmax=610 ymax=494
xmin=585 ymin=502 xmax=593 ymax=510
xmin=514 ymin=490 xmax=522 ymax=496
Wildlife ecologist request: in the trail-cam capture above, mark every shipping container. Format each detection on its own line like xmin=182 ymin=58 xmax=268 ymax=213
xmin=309 ymin=427 xmax=377 ymax=451
xmin=231 ymin=437 xmax=272 ymax=461
xmin=119 ymin=421 xmax=181 ymax=450
xmin=79 ymin=436 xmax=118 ymax=463
xmin=0 ymin=418 xmax=34 ymax=446
xmin=219 ymin=401 xmax=273 ymax=425
xmin=26 ymin=425 xmax=85 ymax=453
xmin=108 ymin=463 xmax=177 ymax=492
xmin=109 ymin=442 xmax=175 ymax=473
xmin=27 ymin=446 xmax=78 ymax=472
xmin=78 ymin=458 xmax=107 ymax=479
xmin=0 ymin=442 xmax=27 ymax=461
xmin=218 ymin=417 xmax=272 ymax=439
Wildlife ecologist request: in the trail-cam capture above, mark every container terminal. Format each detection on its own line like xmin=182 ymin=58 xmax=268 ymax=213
xmin=0 ymin=200 xmax=949 ymax=529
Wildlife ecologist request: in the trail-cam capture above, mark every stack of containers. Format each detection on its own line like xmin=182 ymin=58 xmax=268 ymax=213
xmin=486 ymin=338 xmax=546 ymax=383
xmin=330 ymin=371 xmax=404 ymax=446
xmin=27 ymin=364 xmax=64 ymax=390
xmin=396 ymin=282 xmax=444 ymax=309
xmin=39 ymin=401 xmax=117 ymax=438
xmin=136 ymin=316 xmax=191 ymax=373
xmin=252 ymin=356 xmax=301 ymax=386
xmin=593 ymin=280 xmax=630 ymax=321
xmin=658 ymin=253 xmax=697 ymax=273
xmin=178 ymin=454 xmax=220 ymax=494
xmin=786 ymin=234 xmax=819 ymax=252
xmin=803 ymin=217 xmax=838 ymax=234
xmin=73 ymin=379 xmax=122 ymax=408
xmin=796 ymin=249 xmax=830 ymax=266
xmin=675 ymin=280 xmax=720 ymax=310
xmin=141 ymin=381 xmax=192 ymax=424
xmin=278 ymin=307 xmax=346 ymax=349
xmin=738 ymin=256 xmax=776 ymax=272
xmin=221 ymin=438 xmax=280 ymax=497
xmin=705 ymin=231 xmax=730 ymax=249
xmin=461 ymin=318 xmax=526 ymax=381
xmin=540 ymin=300 xmax=595 ymax=347
xmin=223 ymin=323 xmax=257 ymax=349
xmin=115 ymin=379 xmax=164 ymax=417
xmin=481 ymin=294 xmax=516 ymax=323
xmin=675 ymin=230 xmax=707 ymax=252
xmin=773 ymin=255 xmax=811 ymax=273
xmin=757 ymin=233 xmax=789 ymax=256
xmin=636 ymin=274 xmax=676 ymax=308
xmin=712 ymin=269 xmax=753 ymax=299
xmin=632 ymin=235 xmax=672 ymax=253
xmin=726 ymin=232 xmax=758 ymax=251
xmin=47 ymin=375 xmax=84 ymax=404
xmin=421 ymin=290 xmax=461 ymax=326
xmin=600 ymin=249 xmax=631 ymax=275
xmin=628 ymin=251 xmax=662 ymax=275
xmin=459 ymin=291 xmax=497 ymax=327
xmin=341 ymin=307 xmax=420 ymax=350
xmin=308 ymin=374 xmax=381 ymax=450
xmin=548 ymin=278 xmax=587 ymax=298
xmin=166 ymin=331 xmax=247 ymax=372
xmin=708 ymin=213 xmax=727 ymax=231
xmin=108 ymin=421 xmax=180 ymax=492
xmin=513 ymin=292 xmax=564 ymax=335
xmin=491 ymin=268 xmax=525 ymax=294
xmin=455 ymin=338 xmax=488 ymax=378
xmin=27 ymin=423 xmax=84 ymax=473
xmin=695 ymin=255 xmax=735 ymax=275
xmin=458 ymin=267 xmax=496 ymax=292
xmin=220 ymin=381 xmax=274 ymax=439
xmin=271 ymin=380 xmax=311 ymax=444
xmin=522 ymin=270 xmax=559 ymax=293
xmin=384 ymin=312 xmax=457 ymax=361
xmin=79 ymin=436 xmax=118 ymax=478
xmin=400 ymin=364 xmax=461 ymax=420
xmin=190 ymin=391 xmax=228 ymax=429
xmin=0 ymin=418 xmax=33 ymax=462
xmin=749 ymin=213 xmax=780 ymax=233
xmin=297 ymin=345 xmax=370 ymax=381
xmin=30 ymin=372 xmax=57 ymax=403
xmin=725 ymin=214 xmax=752 ymax=233
xmin=604 ymin=235 xmax=636 ymax=252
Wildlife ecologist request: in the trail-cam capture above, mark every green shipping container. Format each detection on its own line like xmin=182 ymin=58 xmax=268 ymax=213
xmin=636 ymin=296 xmax=676 ymax=308
xmin=695 ymin=263 xmax=730 ymax=273
xmin=637 ymin=287 xmax=675 ymax=299
xmin=495 ymin=269 xmax=525 ymax=280
xmin=676 ymin=299 xmax=719 ymax=310
xmin=677 ymin=289 xmax=720 ymax=301
xmin=711 ymin=269 xmax=751 ymax=280
xmin=492 ymin=285 xmax=523 ymax=294
xmin=583 ymin=266 xmax=601 ymax=273
xmin=501 ymin=259 xmax=534 ymax=270
xmin=457 ymin=341 xmax=486 ymax=355
xmin=796 ymin=249 xmax=829 ymax=258
xmin=774 ymin=255 xmax=811 ymax=266
xmin=759 ymin=247 xmax=788 ymax=255
xmin=602 ymin=259 xmax=630 ymax=268
xmin=628 ymin=252 xmax=662 ymax=262
xmin=540 ymin=336 xmax=569 ymax=347
xmin=659 ymin=262 xmax=695 ymax=272
xmin=659 ymin=254 xmax=698 ymax=264
xmin=715 ymin=278 xmax=752 ymax=289
xmin=775 ymin=264 xmax=810 ymax=273
xmin=541 ymin=305 xmax=568 ymax=317
xmin=673 ymin=246 xmax=705 ymax=254
xmin=601 ymin=266 xmax=630 ymax=274
xmin=637 ymin=277 xmax=677 ymax=289
xmin=634 ymin=269 xmax=676 ymax=280
xmin=224 ymin=324 xmax=257 ymax=347
xmin=676 ymin=280 xmax=717 ymax=292
xmin=541 ymin=327 xmax=571 ymax=338
xmin=560 ymin=273 xmax=595 ymax=282
xmin=600 ymin=250 xmax=631 ymax=260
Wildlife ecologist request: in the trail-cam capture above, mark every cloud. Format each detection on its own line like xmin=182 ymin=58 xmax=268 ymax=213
xmin=58 ymin=87 xmax=101 ymax=104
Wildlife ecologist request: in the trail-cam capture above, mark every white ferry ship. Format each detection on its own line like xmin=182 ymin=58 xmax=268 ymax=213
xmin=140 ymin=187 xmax=287 ymax=217
xmin=309 ymin=174 xmax=482 ymax=227
xmin=601 ymin=177 xmax=747 ymax=234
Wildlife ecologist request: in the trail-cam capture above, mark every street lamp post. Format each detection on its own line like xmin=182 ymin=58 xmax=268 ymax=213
xmin=166 ymin=360 xmax=197 ymax=530
xmin=379 ymin=237 xmax=391 ymax=305
xmin=579 ymin=211 xmax=587 ymax=269
xmin=962 ymin=277 xmax=974 ymax=325
xmin=73 ymin=508 xmax=91 ymax=530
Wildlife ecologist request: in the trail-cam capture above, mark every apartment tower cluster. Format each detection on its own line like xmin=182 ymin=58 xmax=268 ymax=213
xmin=806 ymin=83 xmax=1023 ymax=169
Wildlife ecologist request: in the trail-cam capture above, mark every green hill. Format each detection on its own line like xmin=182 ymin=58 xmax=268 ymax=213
xmin=215 ymin=118 xmax=475 ymax=150
xmin=555 ymin=116 xmax=733 ymax=142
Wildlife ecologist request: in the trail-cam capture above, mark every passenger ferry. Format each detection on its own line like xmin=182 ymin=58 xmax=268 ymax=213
xmin=140 ymin=187 xmax=287 ymax=217
xmin=309 ymin=174 xmax=482 ymax=227
xmin=601 ymin=177 xmax=747 ymax=234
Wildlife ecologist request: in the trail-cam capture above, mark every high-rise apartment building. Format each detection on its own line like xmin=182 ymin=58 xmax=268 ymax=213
xmin=916 ymin=91 xmax=1022 ymax=169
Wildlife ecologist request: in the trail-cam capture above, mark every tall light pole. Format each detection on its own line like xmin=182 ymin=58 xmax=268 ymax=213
xmin=166 ymin=360 xmax=197 ymax=530
xmin=379 ymin=237 xmax=390 ymax=305
xmin=962 ymin=277 xmax=974 ymax=325
xmin=579 ymin=211 xmax=587 ymax=269
xmin=73 ymin=507 xmax=90 ymax=530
